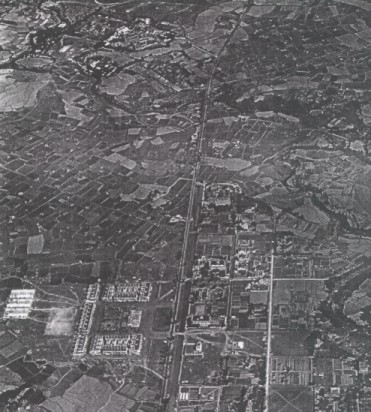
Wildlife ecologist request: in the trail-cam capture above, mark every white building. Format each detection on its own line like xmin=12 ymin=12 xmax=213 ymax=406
xmin=86 ymin=283 xmax=101 ymax=303
xmin=72 ymin=284 xmax=99 ymax=359
xmin=89 ymin=334 xmax=143 ymax=357
xmin=128 ymin=310 xmax=142 ymax=328
xmin=3 ymin=289 xmax=35 ymax=319
xmin=102 ymin=282 xmax=152 ymax=302
xmin=73 ymin=334 xmax=89 ymax=358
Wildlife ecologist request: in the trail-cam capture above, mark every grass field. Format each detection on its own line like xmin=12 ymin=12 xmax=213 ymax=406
xmin=271 ymin=331 xmax=312 ymax=357
xmin=181 ymin=334 xmax=226 ymax=385
xmin=40 ymin=375 xmax=116 ymax=411
xmin=269 ymin=385 xmax=314 ymax=412
xmin=273 ymin=279 xmax=327 ymax=311
xmin=152 ymin=307 xmax=173 ymax=332
xmin=229 ymin=331 xmax=266 ymax=356
xmin=128 ymin=365 xmax=163 ymax=393
xmin=46 ymin=367 xmax=83 ymax=397
xmin=158 ymin=282 xmax=175 ymax=301
xmin=146 ymin=339 xmax=169 ymax=377
xmin=202 ymin=156 xmax=251 ymax=172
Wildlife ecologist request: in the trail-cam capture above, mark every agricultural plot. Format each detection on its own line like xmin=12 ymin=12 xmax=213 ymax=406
xmin=269 ymin=385 xmax=314 ymax=412
xmin=126 ymin=365 xmax=163 ymax=395
xmin=180 ymin=333 xmax=226 ymax=385
xmin=0 ymin=70 xmax=51 ymax=113
xmin=344 ymin=279 xmax=371 ymax=317
xmin=271 ymin=331 xmax=312 ymax=357
xmin=146 ymin=339 xmax=169 ymax=377
xmin=227 ymin=331 xmax=266 ymax=356
xmin=1 ymin=0 xmax=371 ymax=410
xmin=202 ymin=156 xmax=252 ymax=172
xmin=0 ymin=327 xmax=27 ymax=367
xmin=152 ymin=307 xmax=173 ymax=332
xmin=273 ymin=255 xmax=314 ymax=279
xmin=272 ymin=279 xmax=327 ymax=330
xmin=43 ymin=367 xmax=83 ymax=398
xmin=270 ymin=356 xmax=312 ymax=386
xmin=38 ymin=375 xmax=130 ymax=411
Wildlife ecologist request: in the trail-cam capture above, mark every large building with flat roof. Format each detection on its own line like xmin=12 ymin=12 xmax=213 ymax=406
xmin=102 ymin=282 xmax=152 ymax=302
xmin=89 ymin=334 xmax=143 ymax=357
xmin=128 ymin=310 xmax=142 ymax=328
xmin=3 ymin=289 xmax=35 ymax=319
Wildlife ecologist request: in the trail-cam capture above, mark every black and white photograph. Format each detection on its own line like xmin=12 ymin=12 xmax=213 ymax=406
xmin=0 ymin=0 xmax=371 ymax=411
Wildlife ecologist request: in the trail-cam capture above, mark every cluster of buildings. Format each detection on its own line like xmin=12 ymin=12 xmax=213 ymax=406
xmin=270 ymin=356 xmax=312 ymax=386
xmin=179 ymin=348 xmax=266 ymax=411
xmin=179 ymin=183 xmax=270 ymax=410
xmin=273 ymin=252 xmax=340 ymax=280
xmin=178 ymin=386 xmax=219 ymax=405
xmin=89 ymin=333 xmax=143 ymax=357
xmin=234 ymin=233 xmax=271 ymax=283
xmin=230 ymin=279 xmax=269 ymax=330
xmin=187 ymin=185 xmax=239 ymax=329
xmin=314 ymin=387 xmax=344 ymax=412
xmin=72 ymin=283 xmax=101 ymax=359
xmin=73 ymin=281 xmax=147 ymax=359
xmin=86 ymin=283 xmax=101 ymax=302
xmin=199 ymin=183 xmax=241 ymax=234
xmin=105 ymin=18 xmax=174 ymax=52
xmin=73 ymin=282 xmax=146 ymax=359
xmin=3 ymin=289 xmax=35 ymax=319
xmin=128 ymin=310 xmax=142 ymax=328
xmin=187 ymin=184 xmax=274 ymax=331
xmin=193 ymin=255 xmax=230 ymax=280
xmin=313 ymin=357 xmax=360 ymax=411
xmin=230 ymin=214 xmax=272 ymax=330
xmin=188 ymin=254 xmax=229 ymax=329
xmin=202 ymin=183 xmax=241 ymax=212
xmin=102 ymin=282 xmax=152 ymax=302
xmin=184 ymin=341 xmax=203 ymax=357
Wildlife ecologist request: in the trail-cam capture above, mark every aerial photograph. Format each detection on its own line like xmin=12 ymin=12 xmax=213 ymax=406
xmin=0 ymin=0 xmax=371 ymax=411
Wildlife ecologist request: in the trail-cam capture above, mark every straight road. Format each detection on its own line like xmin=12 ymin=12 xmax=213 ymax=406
xmin=161 ymin=164 xmax=199 ymax=409
xmin=162 ymin=2 xmax=254 ymax=410
xmin=265 ymin=215 xmax=277 ymax=412
xmin=265 ymin=253 xmax=275 ymax=412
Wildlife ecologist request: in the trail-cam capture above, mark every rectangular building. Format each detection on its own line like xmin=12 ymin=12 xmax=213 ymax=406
xmin=89 ymin=334 xmax=143 ymax=357
xmin=102 ymin=282 xmax=152 ymax=302
xmin=128 ymin=310 xmax=142 ymax=328
xmin=3 ymin=289 xmax=36 ymax=319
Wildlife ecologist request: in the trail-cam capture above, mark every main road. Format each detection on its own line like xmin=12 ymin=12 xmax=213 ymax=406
xmin=162 ymin=2 xmax=254 ymax=410
xmin=265 ymin=214 xmax=277 ymax=412
xmin=265 ymin=253 xmax=275 ymax=412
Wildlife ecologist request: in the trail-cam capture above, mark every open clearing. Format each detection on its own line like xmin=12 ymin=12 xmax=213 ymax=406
xmin=152 ymin=307 xmax=173 ymax=332
xmin=202 ymin=156 xmax=251 ymax=171
xmin=269 ymin=385 xmax=314 ymax=412
xmin=45 ymin=308 xmax=77 ymax=336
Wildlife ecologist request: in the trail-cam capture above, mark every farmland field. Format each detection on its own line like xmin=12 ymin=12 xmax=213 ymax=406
xmin=269 ymin=385 xmax=314 ymax=412
xmin=202 ymin=156 xmax=251 ymax=172
xmin=181 ymin=334 xmax=226 ymax=385
xmin=273 ymin=279 xmax=327 ymax=308
xmin=271 ymin=331 xmax=312 ymax=357
xmin=152 ymin=307 xmax=173 ymax=332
